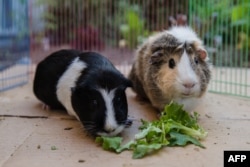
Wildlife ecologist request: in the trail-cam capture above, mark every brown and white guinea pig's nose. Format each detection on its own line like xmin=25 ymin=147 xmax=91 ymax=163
xmin=179 ymin=77 xmax=199 ymax=90
xmin=180 ymin=80 xmax=199 ymax=97
xmin=183 ymin=82 xmax=196 ymax=89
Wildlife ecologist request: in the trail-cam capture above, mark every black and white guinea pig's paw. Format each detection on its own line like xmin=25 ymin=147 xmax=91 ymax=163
xmin=41 ymin=103 xmax=50 ymax=110
xmin=125 ymin=119 xmax=133 ymax=128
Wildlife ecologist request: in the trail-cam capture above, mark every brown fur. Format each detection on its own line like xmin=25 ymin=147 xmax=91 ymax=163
xmin=129 ymin=28 xmax=211 ymax=111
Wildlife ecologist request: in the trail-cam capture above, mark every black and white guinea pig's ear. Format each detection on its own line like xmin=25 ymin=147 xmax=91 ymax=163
xmin=119 ymin=78 xmax=132 ymax=90
xmin=124 ymin=79 xmax=133 ymax=88
xmin=197 ymin=48 xmax=209 ymax=61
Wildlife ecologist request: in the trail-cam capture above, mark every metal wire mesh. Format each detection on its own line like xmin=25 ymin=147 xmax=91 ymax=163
xmin=29 ymin=0 xmax=250 ymax=98
xmin=0 ymin=0 xmax=30 ymax=92
xmin=189 ymin=0 xmax=250 ymax=97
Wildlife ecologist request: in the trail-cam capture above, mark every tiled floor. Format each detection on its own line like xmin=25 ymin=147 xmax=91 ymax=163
xmin=0 ymin=79 xmax=250 ymax=167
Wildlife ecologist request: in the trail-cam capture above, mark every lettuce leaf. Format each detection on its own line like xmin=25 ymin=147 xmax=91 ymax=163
xmin=95 ymin=136 xmax=122 ymax=151
xmin=96 ymin=101 xmax=207 ymax=159
xmin=132 ymin=143 xmax=162 ymax=159
xmin=169 ymin=131 xmax=205 ymax=148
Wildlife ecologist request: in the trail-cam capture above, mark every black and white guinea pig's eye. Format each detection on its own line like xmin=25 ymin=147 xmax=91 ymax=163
xmin=168 ymin=58 xmax=176 ymax=69
xmin=90 ymin=99 xmax=98 ymax=109
xmin=116 ymin=97 xmax=121 ymax=102
xmin=93 ymin=99 xmax=98 ymax=105
xmin=194 ymin=56 xmax=199 ymax=65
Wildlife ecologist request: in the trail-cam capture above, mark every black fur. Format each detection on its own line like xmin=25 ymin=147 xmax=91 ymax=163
xmin=33 ymin=49 xmax=132 ymax=136
xmin=33 ymin=49 xmax=80 ymax=110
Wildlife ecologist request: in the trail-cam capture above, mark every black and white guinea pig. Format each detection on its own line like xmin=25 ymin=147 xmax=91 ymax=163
xmin=33 ymin=49 xmax=132 ymax=136
xmin=129 ymin=26 xmax=212 ymax=111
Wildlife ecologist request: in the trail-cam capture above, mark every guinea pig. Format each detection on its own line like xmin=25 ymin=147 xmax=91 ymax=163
xmin=33 ymin=49 xmax=132 ymax=136
xmin=129 ymin=26 xmax=212 ymax=112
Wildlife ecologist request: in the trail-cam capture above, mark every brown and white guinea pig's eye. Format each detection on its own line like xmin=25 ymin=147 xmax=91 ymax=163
xmin=168 ymin=58 xmax=176 ymax=69
xmin=186 ymin=46 xmax=194 ymax=55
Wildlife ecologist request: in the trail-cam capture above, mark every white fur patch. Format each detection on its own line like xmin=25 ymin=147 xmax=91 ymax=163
xmin=56 ymin=57 xmax=87 ymax=120
xmin=97 ymin=88 xmax=125 ymax=136
xmin=174 ymin=97 xmax=201 ymax=112
xmin=177 ymin=51 xmax=198 ymax=84
xmin=168 ymin=26 xmax=202 ymax=45
xmin=97 ymin=125 xmax=125 ymax=137
xmin=98 ymin=88 xmax=118 ymax=131
xmin=176 ymin=51 xmax=200 ymax=96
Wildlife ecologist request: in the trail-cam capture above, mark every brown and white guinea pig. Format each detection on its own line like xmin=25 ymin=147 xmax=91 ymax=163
xmin=33 ymin=49 xmax=132 ymax=136
xmin=129 ymin=26 xmax=212 ymax=112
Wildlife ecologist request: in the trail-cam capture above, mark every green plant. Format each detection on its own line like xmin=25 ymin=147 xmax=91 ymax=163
xmin=190 ymin=0 xmax=250 ymax=49
xmin=119 ymin=4 xmax=149 ymax=49
xmin=189 ymin=0 xmax=250 ymax=67
xmin=231 ymin=0 xmax=250 ymax=50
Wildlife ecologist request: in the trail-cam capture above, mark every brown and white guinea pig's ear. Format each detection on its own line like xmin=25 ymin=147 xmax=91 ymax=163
xmin=149 ymin=50 xmax=164 ymax=65
xmin=197 ymin=48 xmax=209 ymax=61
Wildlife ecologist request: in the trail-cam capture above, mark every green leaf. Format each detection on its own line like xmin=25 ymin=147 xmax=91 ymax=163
xmin=169 ymin=131 xmax=205 ymax=148
xmin=95 ymin=136 xmax=122 ymax=151
xmin=51 ymin=146 xmax=57 ymax=150
xmin=116 ymin=140 xmax=135 ymax=153
xmin=231 ymin=5 xmax=244 ymax=22
xmin=132 ymin=144 xmax=162 ymax=159
xmin=161 ymin=102 xmax=200 ymax=129
xmin=167 ymin=119 xmax=207 ymax=139
xmin=135 ymin=125 xmax=162 ymax=140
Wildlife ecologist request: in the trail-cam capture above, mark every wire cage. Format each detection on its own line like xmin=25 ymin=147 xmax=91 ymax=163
xmin=28 ymin=0 xmax=249 ymax=98
xmin=189 ymin=0 xmax=250 ymax=97
xmin=0 ymin=0 xmax=30 ymax=92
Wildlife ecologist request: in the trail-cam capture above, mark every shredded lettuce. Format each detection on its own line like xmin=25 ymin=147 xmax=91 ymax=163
xmin=95 ymin=101 xmax=207 ymax=159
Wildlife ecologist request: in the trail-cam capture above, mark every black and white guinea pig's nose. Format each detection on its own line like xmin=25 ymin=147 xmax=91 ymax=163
xmin=105 ymin=126 xmax=116 ymax=133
